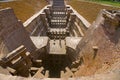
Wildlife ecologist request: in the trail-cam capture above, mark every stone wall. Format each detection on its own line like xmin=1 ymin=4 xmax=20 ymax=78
xmin=75 ymin=9 xmax=120 ymax=76
xmin=0 ymin=8 xmax=36 ymax=56
xmin=23 ymin=5 xmax=49 ymax=36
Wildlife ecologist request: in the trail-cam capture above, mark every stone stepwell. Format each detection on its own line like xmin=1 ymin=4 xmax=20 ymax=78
xmin=0 ymin=0 xmax=120 ymax=79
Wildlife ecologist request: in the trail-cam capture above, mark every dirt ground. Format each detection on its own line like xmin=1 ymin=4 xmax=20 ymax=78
xmin=0 ymin=0 xmax=119 ymax=23
xmin=67 ymin=0 xmax=120 ymax=23
xmin=0 ymin=0 xmax=47 ymax=22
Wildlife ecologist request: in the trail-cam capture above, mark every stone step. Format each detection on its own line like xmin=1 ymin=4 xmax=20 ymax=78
xmin=60 ymin=67 xmax=74 ymax=78
xmin=33 ymin=67 xmax=44 ymax=78
xmin=33 ymin=67 xmax=49 ymax=78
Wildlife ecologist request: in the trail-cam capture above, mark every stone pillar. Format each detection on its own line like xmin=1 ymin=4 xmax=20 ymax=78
xmin=92 ymin=46 xmax=98 ymax=59
xmin=70 ymin=13 xmax=76 ymax=22
xmin=69 ymin=13 xmax=76 ymax=33
xmin=67 ymin=8 xmax=73 ymax=23
xmin=44 ymin=8 xmax=51 ymax=24
xmin=40 ymin=13 xmax=49 ymax=30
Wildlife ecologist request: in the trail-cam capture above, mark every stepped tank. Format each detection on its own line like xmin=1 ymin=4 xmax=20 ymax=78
xmin=0 ymin=0 xmax=120 ymax=79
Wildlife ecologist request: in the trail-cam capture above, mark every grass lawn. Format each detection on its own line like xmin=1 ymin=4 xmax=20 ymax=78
xmin=85 ymin=0 xmax=120 ymax=7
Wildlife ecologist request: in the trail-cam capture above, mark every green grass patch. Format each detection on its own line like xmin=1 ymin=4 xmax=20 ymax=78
xmin=85 ymin=0 xmax=120 ymax=7
xmin=68 ymin=0 xmax=120 ymax=23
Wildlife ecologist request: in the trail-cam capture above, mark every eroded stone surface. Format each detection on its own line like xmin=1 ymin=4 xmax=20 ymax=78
xmin=0 ymin=8 xmax=36 ymax=54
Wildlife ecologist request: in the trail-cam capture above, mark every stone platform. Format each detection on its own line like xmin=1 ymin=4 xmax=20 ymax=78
xmin=49 ymin=40 xmax=66 ymax=55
